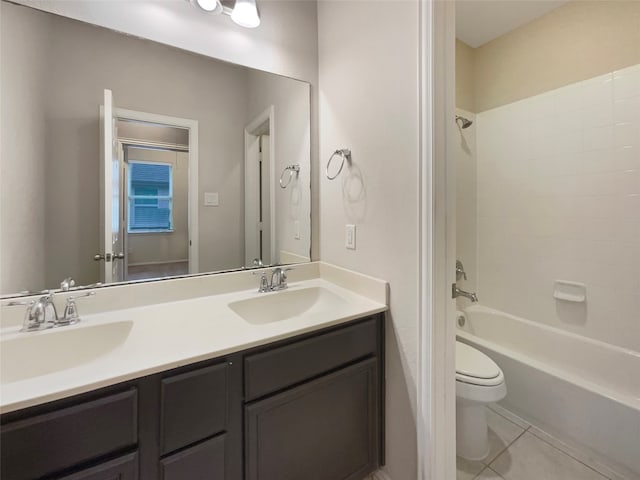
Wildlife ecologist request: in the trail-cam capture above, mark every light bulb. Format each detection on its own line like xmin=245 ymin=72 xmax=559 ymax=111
xmin=231 ymin=0 xmax=260 ymax=28
xmin=195 ymin=0 xmax=222 ymax=13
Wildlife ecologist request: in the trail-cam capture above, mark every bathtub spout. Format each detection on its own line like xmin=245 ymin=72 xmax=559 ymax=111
xmin=453 ymin=285 xmax=478 ymax=302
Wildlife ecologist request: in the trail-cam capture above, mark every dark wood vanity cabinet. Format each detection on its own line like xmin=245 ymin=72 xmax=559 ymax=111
xmin=245 ymin=359 xmax=379 ymax=480
xmin=0 ymin=314 xmax=384 ymax=480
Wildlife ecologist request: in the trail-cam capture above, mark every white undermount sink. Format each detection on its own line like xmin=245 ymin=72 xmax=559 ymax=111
xmin=228 ymin=286 xmax=348 ymax=325
xmin=0 ymin=321 xmax=133 ymax=384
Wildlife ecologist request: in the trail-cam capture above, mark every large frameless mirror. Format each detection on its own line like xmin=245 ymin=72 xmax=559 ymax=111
xmin=0 ymin=1 xmax=311 ymax=298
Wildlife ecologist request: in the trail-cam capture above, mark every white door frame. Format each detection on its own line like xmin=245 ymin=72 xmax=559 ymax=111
xmin=418 ymin=1 xmax=457 ymax=480
xmin=114 ymin=108 xmax=199 ymax=275
xmin=244 ymin=106 xmax=276 ymax=266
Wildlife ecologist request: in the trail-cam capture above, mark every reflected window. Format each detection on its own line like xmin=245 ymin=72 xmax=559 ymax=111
xmin=128 ymin=161 xmax=173 ymax=232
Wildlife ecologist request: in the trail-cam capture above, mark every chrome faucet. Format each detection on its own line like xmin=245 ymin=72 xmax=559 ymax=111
xmin=6 ymin=291 xmax=96 ymax=331
xmin=253 ymin=267 xmax=293 ymax=293
xmin=7 ymin=294 xmax=59 ymax=331
xmin=270 ymin=267 xmax=292 ymax=291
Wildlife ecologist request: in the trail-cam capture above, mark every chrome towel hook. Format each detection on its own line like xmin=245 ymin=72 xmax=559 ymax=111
xmin=279 ymin=164 xmax=300 ymax=189
xmin=326 ymin=149 xmax=351 ymax=180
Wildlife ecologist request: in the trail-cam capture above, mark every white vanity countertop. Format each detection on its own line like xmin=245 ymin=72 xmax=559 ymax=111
xmin=0 ymin=263 xmax=388 ymax=414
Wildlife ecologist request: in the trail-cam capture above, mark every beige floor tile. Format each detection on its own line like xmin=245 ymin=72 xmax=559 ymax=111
xmin=491 ymin=432 xmax=609 ymax=480
xmin=528 ymin=426 xmax=634 ymax=480
xmin=457 ymin=455 xmax=485 ymax=480
xmin=484 ymin=408 xmax=526 ymax=464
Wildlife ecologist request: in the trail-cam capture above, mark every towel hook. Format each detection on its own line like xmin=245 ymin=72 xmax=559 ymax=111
xmin=279 ymin=164 xmax=300 ymax=189
xmin=326 ymin=149 xmax=351 ymax=180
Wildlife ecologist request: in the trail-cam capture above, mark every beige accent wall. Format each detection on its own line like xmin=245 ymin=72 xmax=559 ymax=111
xmin=454 ymin=108 xmax=477 ymax=305
xmin=459 ymin=0 xmax=640 ymax=113
xmin=455 ymin=40 xmax=476 ymax=113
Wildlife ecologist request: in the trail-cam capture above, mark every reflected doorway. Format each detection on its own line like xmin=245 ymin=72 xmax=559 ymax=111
xmin=120 ymin=140 xmax=189 ymax=281
xmin=114 ymin=113 xmax=198 ymax=282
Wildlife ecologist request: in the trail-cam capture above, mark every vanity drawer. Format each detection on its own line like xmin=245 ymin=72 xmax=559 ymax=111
xmin=0 ymin=389 xmax=137 ymax=480
xmin=244 ymin=318 xmax=378 ymax=401
xmin=160 ymin=435 xmax=226 ymax=480
xmin=58 ymin=452 xmax=138 ymax=480
xmin=160 ymin=362 xmax=229 ymax=455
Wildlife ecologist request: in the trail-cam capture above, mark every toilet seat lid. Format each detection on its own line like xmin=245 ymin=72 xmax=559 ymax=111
xmin=456 ymin=341 xmax=501 ymax=380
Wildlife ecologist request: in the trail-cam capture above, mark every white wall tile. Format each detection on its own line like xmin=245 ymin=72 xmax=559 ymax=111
xmin=613 ymin=68 xmax=640 ymax=100
xmin=474 ymin=63 xmax=640 ymax=352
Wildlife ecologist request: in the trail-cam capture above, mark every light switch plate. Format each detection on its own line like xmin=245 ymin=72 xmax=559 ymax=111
xmin=204 ymin=192 xmax=219 ymax=207
xmin=294 ymin=220 xmax=300 ymax=240
xmin=345 ymin=224 xmax=356 ymax=249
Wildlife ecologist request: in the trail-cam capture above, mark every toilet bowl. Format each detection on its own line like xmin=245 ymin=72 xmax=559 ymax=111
xmin=456 ymin=341 xmax=506 ymax=461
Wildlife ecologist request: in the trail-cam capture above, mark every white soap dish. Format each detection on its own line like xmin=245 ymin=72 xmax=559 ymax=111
xmin=553 ymin=280 xmax=586 ymax=303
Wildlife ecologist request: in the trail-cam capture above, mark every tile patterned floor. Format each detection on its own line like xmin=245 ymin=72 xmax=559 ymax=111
xmin=456 ymin=405 xmax=626 ymax=480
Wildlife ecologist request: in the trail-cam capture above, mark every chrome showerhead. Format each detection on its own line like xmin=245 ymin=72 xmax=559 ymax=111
xmin=456 ymin=115 xmax=473 ymax=129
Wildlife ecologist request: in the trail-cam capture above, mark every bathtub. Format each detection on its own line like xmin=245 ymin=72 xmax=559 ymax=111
xmin=457 ymin=305 xmax=640 ymax=478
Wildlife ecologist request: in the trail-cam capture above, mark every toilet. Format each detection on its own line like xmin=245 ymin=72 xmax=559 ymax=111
xmin=456 ymin=341 xmax=507 ymax=460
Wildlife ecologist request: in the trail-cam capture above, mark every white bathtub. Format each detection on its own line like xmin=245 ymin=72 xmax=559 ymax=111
xmin=457 ymin=305 xmax=640 ymax=478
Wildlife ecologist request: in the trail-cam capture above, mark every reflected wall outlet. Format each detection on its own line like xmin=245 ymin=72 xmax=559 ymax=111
xmin=345 ymin=224 xmax=356 ymax=250
xmin=204 ymin=192 xmax=219 ymax=206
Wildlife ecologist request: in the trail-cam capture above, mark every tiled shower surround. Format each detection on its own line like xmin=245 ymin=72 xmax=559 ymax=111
xmin=474 ymin=64 xmax=640 ymax=352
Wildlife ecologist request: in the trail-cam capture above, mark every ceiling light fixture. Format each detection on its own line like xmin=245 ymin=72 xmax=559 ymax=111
xmin=230 ymin=0 xmax=260 ymax=28
xmin=190 ymin=0 xmax=223 ymax=14
xmin=187 ymin=0 xmax=260 ymax=28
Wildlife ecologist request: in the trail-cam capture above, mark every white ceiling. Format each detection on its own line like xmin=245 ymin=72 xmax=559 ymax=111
xmin=456 ymin=0 xmax=570 ymax=48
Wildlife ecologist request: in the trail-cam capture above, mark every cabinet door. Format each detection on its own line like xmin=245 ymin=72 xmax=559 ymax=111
xmin=160 ymin=363 xmax=228 ymax=455
xmin=245 ymin=358 xmax=379 ymax=480
xmin=58 ymin=452 xmax=137 ymax=480
xmin=160 ymin=435 xmax=225 ymax=480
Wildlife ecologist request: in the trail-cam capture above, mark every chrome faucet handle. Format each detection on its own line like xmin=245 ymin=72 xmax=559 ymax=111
xmin=271 ymin=267 xmax=293 ymax=291
xmin=40 ymin=294 xmax=60 ymax=324
xmin=251 ymin=271 xmax=271 ymax=293
xmin=280 ymin=267 xmax=294 ymax=283
xmin=61 ymin=291 xmax=96 ymax=325
xmin=270 ymin=267 xmax=282 ymax=291
xmin=456 ymin=260 xmax=468 ymax=281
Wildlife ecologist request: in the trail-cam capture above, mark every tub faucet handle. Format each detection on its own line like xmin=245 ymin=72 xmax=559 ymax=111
xmin=456 ymin=260 xmax=468 ymax=281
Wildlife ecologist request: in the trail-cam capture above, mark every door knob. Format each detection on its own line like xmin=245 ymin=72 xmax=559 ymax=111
xmin=93 ymin=254 xmax=105 ymax=261
xmin=113 ymin=252 xmax=125 ymax=260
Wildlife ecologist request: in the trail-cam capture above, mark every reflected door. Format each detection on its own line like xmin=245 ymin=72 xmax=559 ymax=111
xmin=99 ymin=89 xmax=124 ymax=283
xmin=244 ymin=134 xmax=273 ymax=266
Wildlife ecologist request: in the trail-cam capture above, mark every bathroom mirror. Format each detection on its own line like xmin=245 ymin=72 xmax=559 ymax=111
xmin=0 ymin=1 xmax=311 ymax=297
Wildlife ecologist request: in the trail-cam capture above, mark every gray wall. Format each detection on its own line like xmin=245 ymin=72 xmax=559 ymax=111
xmin=0 ymin=5 xmax=51 ymax=293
